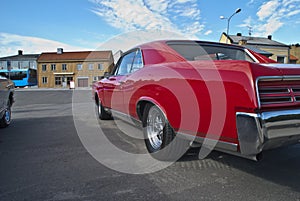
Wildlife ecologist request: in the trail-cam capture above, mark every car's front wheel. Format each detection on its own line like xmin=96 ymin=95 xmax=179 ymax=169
xmin=0 ymin=100 xmax=11 ymax=128
xmin=143 ymin=104 xmax=189 ymax=161
xmin=96 ymin=97 xmax=111 ymax=120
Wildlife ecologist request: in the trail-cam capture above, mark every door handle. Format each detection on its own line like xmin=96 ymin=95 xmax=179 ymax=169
xmin=6 ymin=84 xmax=13 ymax=89
xmin=108 ymin=77 xmax=116 ymax=81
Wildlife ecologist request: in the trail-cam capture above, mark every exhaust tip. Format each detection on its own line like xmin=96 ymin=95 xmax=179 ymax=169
xmin=255 ymin=152 xmax=263 ymax=161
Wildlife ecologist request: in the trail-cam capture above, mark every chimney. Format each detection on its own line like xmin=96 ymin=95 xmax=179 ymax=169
xmin=267 ymin=35 xmax=272 ymax=40
xmin=238 ymin=39 xmax=247 ymax=46
xmin=18 ymin=50 xmax=23 ymax=55
xmin=57 ymin=48 xmax=63 ymax=54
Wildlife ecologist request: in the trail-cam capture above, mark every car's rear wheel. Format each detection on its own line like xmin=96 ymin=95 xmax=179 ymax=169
xmin=143 ymin=104 xmax=189 ymax=161
xmin=0 ymin=100 xmax=11 ymax=128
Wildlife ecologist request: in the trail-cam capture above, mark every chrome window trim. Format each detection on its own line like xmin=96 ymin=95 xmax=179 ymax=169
xmin=137 ymin=47 xmax=145 ymax=67
xmin=110 ymin=109 xmax=142 ymax=128
xmin=245 ymin=49 xmax=259 ymax=63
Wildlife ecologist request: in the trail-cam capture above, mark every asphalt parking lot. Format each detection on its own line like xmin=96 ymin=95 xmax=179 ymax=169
xmin=1 ymin=90 xmax=300 ymax=201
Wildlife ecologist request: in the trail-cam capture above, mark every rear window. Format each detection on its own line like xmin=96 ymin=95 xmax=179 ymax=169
xmin=168 ymin=42 xmax=254 ymax=62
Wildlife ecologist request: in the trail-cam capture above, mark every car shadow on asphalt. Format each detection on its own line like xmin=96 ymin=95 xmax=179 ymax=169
xmin=179 ymin=145 xmax=300 ymax=193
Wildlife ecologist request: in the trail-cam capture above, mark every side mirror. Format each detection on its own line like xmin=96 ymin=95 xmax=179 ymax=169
xmin=103 ymin=72 xmax=111 ymax=78
xmin=0 ymin=72 xmax=8 ymax=78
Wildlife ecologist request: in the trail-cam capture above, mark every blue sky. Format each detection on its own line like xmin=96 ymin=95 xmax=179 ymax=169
xmin=1 ymin=0 xmax=300 ymax=56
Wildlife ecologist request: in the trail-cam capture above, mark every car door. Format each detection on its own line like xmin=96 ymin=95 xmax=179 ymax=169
xmin=0 ymin=75 xmax=9 ymax=113
xmin=102 ymin=51 xmax=137 ymax=113
xmin=122 ymin=49 xmax=144 ymax=116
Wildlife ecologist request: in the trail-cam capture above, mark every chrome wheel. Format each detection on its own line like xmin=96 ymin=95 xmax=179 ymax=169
xmin=0 ymin=101 xmax=11 ymax=128
xmin=95 ymin=97 xmax=111 ymax=120
xmin=146 ymin=106 xmax=165 ymax=151
xmin=143 ymin=104 xmax=190 ymax=161
xmin=97 ymin=102 xmax=102 ymax=117
xmin=4 ymin=109 xmax=11 ymax=123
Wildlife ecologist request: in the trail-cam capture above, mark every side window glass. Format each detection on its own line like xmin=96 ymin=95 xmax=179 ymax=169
xmin=130 ymin=49 xmax=144 ymax=73
xmin=115 ymin=52 xmax=136 ymax=76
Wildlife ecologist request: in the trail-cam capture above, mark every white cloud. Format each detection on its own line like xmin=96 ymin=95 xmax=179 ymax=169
xmin=179 ymin=7 xmax=201 ymax=19
xmin=256 ymin=18 xmax=283 ymax=35
xmin=282 ymin=0 xmax=300 ymax=6
xmin=204 ymin=30 xmax=213 ymax=36
xmin=247 ymin=0 xmax=255 ymax=6
xmin=90 ymin=0 xmax=203 ymax=39
xmin=240 ymin=0 xmax=300 ymax=36
xmin=238 ymin=16 xmax=253 ymax=28
xmin=0 ymin=33 xmax=87 ymax=57
xmin=144 ymin=0 xmax=169 ymax=13
xmin=176 ymin=0 xmax=191 ymax=3
xmin=92 ymin=0 xmax=174 ymax=31
xmin=98 ymin=30 xmax=188 ymax=53
xmin=286 ymin=9 xmax=300 ymax=17
xmin=257 ymin=0 xmax=279 ymax=21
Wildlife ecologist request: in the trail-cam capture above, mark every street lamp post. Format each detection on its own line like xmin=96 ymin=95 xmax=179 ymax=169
xmin=220 ymin=8 xmax=241 ymax=44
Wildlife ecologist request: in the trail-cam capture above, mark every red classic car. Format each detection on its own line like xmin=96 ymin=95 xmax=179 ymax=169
xmin=92 ymin=40 xmax=300 ymax=161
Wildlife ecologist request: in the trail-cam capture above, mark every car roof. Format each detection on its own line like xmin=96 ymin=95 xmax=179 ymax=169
xmin=137 ymin=40 xmax=246 ymax=50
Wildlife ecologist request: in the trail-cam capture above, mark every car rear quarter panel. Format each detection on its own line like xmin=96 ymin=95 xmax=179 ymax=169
xmin=124 ymin=60 xmax=259 ymax=144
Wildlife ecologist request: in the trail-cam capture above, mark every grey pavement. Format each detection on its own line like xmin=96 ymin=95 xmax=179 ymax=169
xmin=0 ymin=90 xmax=300 ymax=201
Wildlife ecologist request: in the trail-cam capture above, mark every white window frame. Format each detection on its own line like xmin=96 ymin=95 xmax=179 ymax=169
xmin=42 ymin=77 xmax=48 ymax=84
xmin=77 ymin=64 xmax=83 ymax=71
xmin=51 ymin=64 xmax=56 ymax=71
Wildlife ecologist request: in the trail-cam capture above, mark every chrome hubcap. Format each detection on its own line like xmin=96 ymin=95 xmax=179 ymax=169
xmin=146 ymin=107 xmax=165 ymax=150
xmin=4 ymin=109 xmax=10 ymax=123
xmin=98 ymin=103 xmax=101 ymax=116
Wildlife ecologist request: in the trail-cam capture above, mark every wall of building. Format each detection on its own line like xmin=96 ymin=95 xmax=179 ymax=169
xmin=259 ymin=46 xmax=290 ymax=63
xmin=219 ymin=34 xmax=231 ymax=44
xmin=38 ymin=61 xmax=75 ymax=88
xmin=290 ymin=45 xmax=300 ymax=64
xmin=76 ymin=61 xmax=113 ymax=87
xmin=220 ymin=33 xmax=291 ymax=63
xmin=38 ymin=60 xmax=113 ymax=88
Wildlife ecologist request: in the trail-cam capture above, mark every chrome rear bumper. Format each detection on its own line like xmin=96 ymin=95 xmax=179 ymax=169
xmin=236 ymin=110 xmax=300 ymax=156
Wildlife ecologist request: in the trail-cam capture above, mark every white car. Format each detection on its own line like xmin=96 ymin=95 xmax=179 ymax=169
xmin=0 ymin=73 xmax=14 ymax=128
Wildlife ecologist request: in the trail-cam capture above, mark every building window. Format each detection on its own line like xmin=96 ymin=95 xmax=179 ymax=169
xmin=29 ymin=61 xmax=37 ymax=69
xmin=0 ymin=61 xmax=6 ymax=69
xmin=89 ymin=63 xmax=94 ymax=70
xmin=42 ymin=77 xmax=48 ymax=84
xmin=277 ymin=56 xmax=285 ymax=63
xmin=55 ymin=76 xmax=62 ymax=86
xmin=67 ymin=77 xmax=73 ymax=85
xmin=98 ymin=63 xmax=104 ymax=70
xmin=51 ymin=64 xmax=56 ymax=71
xmin=62 ymin=64 xmax=67 ymax=71
xmin=93 ymin=76 xmax=98 ymax=81
xmin=77 ymin=64 xmax=83 ymax=71
xmin=290 ymin=60 xmax=297 ymax=64
xmin=42 ymin=64 xmax=47 ymax=71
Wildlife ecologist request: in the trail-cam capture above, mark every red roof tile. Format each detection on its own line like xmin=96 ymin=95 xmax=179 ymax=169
xmin=38 ymin=51 xmax=112 ymax=62
xmin=290 ymin=54 xmax=298 ymax=61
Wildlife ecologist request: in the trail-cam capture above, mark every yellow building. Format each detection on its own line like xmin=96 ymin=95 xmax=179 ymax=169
xmin=220 ymin=33 xmax=292 ymax=63
xmin=290 ymin=44 xmax=300 ymax=64
xmin=37 ymin=48 xmax=114 ymax=88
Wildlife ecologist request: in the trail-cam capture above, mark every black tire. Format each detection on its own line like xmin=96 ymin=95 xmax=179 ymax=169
xmin=0 ymin=100 xmax=11 ymax=128
xmin=142 ymin=104 xmax=190 ymax=161
xmin=96 ymin=97 xmax=111 ymax=120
